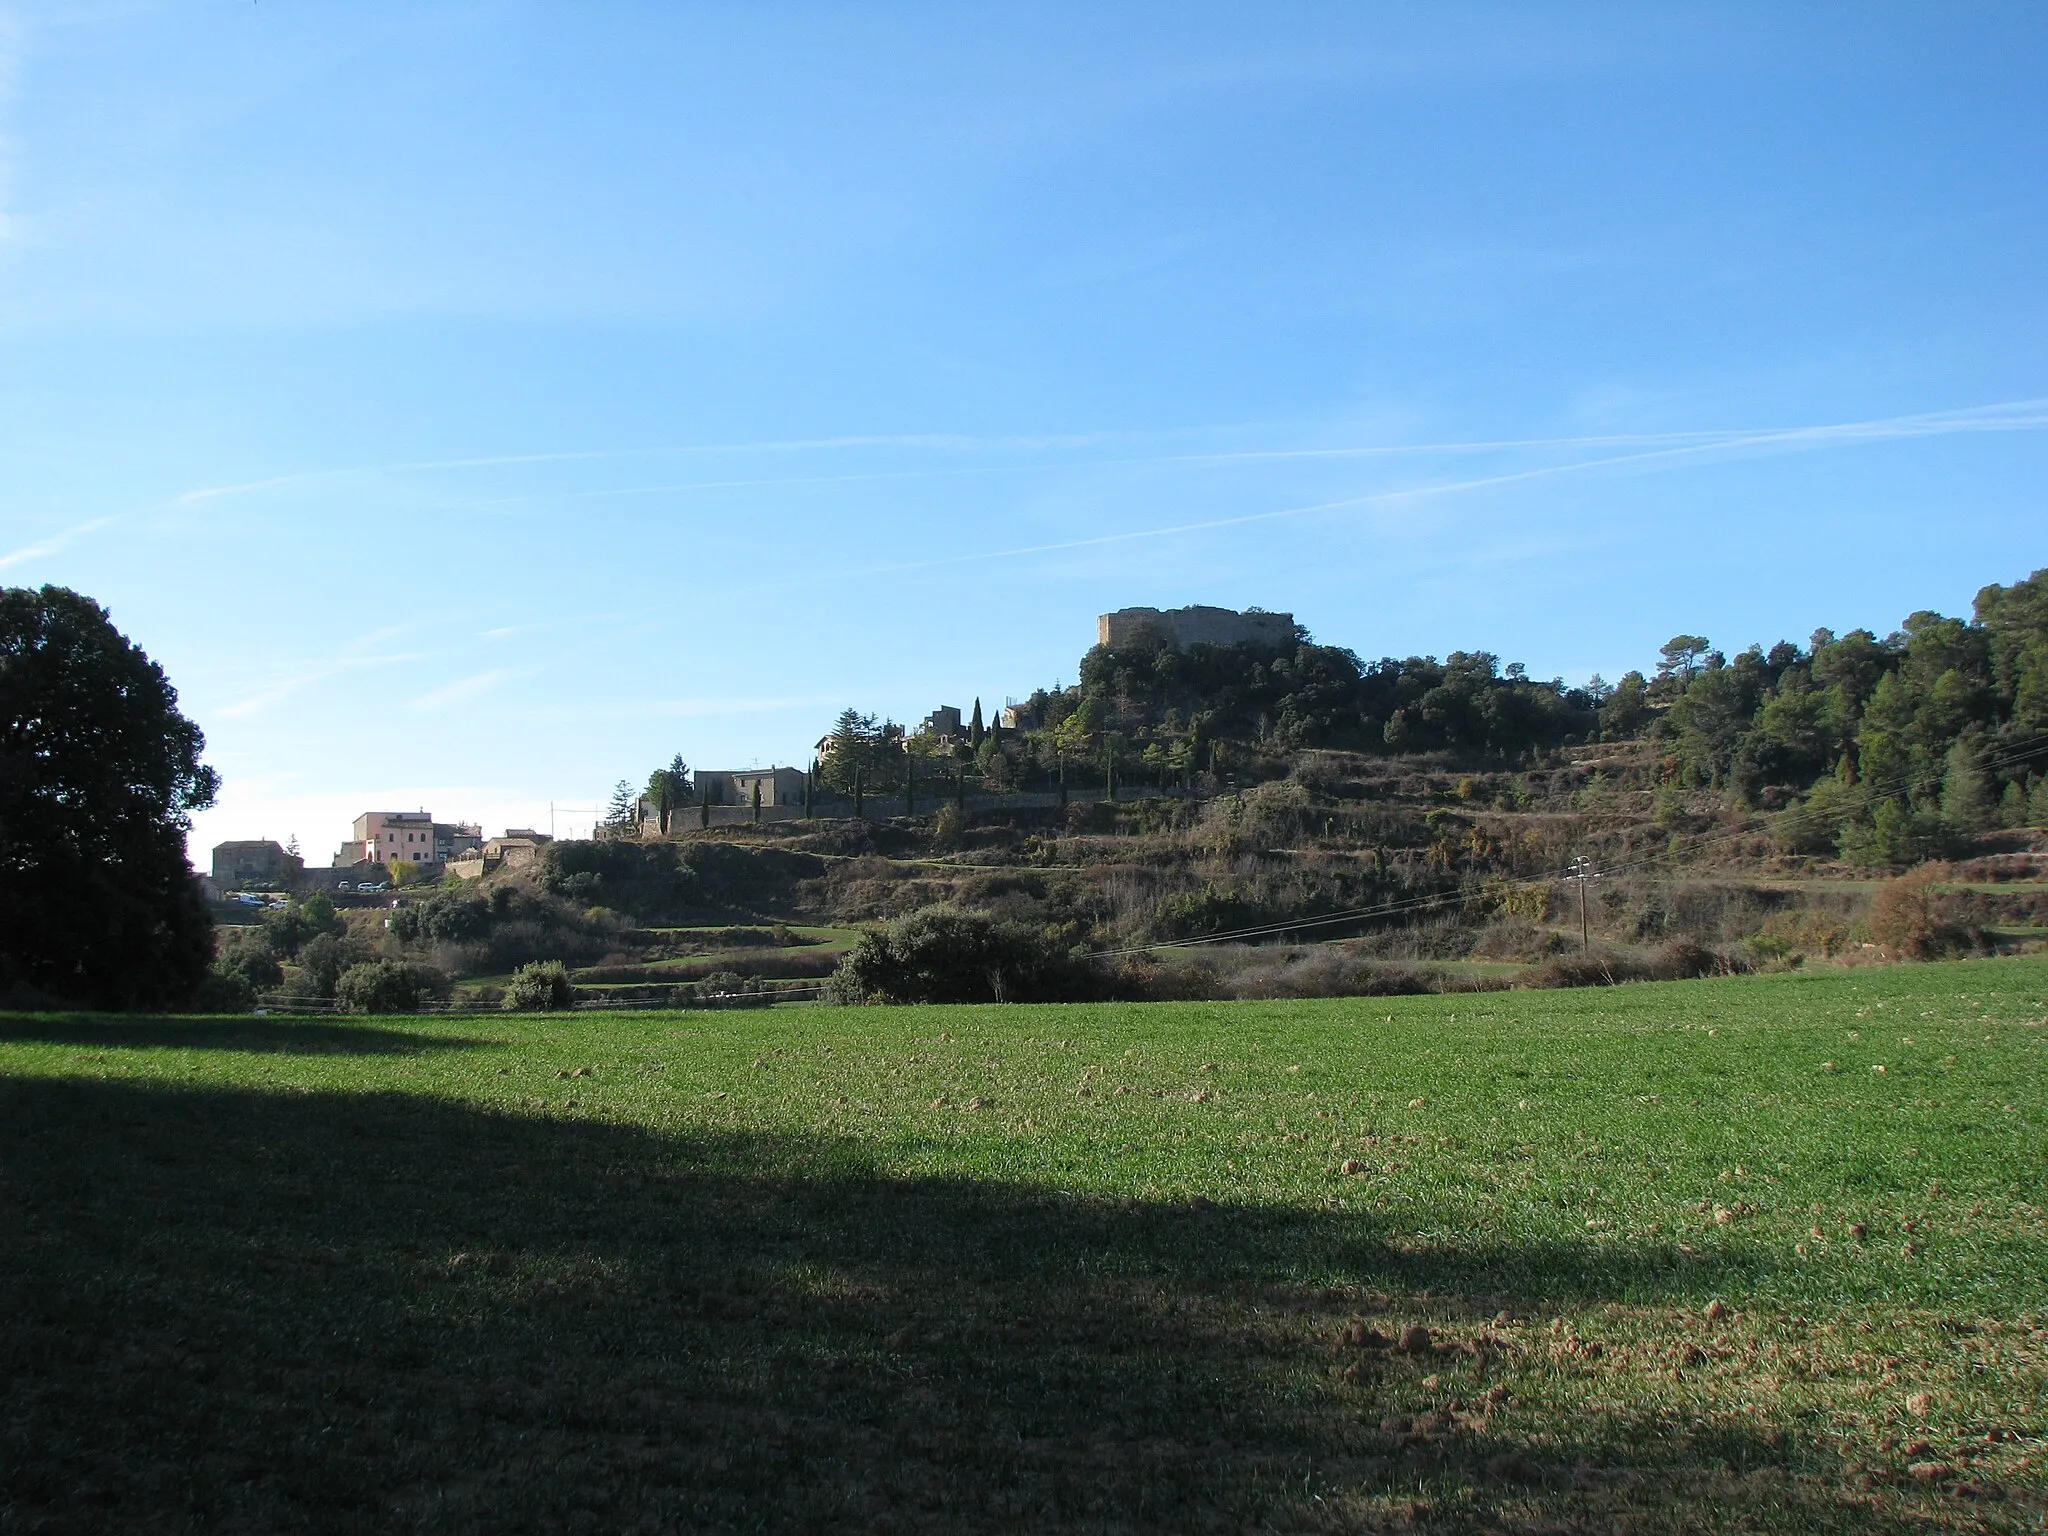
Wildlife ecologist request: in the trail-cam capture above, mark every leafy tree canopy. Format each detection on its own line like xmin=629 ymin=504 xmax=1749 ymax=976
xmin=1652 ymin=569 xmax=2048 ymax=860
xmin=0 ymin=585 xmax=218 ymax=1007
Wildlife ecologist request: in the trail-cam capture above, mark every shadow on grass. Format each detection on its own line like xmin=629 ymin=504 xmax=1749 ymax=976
xmin=0 ymin=1014 xmax=486 ymax=1055
xmin=0 ymin=1076 xmax=1979 ymax=1535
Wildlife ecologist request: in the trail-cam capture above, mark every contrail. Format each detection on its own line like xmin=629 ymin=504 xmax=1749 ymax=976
xmin=693 ymin=400 xmax=2048 ymax=591
xmin=5 ymin=396 xmax=2043 ymax=573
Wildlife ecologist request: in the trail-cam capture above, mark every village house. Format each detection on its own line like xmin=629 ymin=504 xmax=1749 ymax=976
xmin=333 ymin=811 xmax=481 ymax=869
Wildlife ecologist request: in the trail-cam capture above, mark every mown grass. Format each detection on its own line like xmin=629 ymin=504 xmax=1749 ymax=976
xmin=3 ymin=957 xmax=2045 ymax=1533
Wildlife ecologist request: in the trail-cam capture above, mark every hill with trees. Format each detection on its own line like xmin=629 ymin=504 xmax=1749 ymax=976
xmin=240 ymin=567 xmax=2048 ymax=1011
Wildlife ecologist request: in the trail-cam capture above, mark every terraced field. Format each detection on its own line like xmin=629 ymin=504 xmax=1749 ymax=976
xmin=3 ymin=956 xmax=2045 ymax=1532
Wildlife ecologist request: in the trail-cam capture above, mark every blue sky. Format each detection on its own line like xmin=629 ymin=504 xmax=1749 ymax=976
xmin=1 ymin=3 xmax=2043 ymax=858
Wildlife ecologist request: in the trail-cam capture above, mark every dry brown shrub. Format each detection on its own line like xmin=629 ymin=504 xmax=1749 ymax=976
xmin=1866 ymin=864 xmax=1973 ymax=959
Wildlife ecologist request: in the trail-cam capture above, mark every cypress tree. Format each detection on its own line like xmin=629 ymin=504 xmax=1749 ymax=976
xmin=751 ymin=778 xmax=762 ymax=825
xmin=804 ymin=763 xmax=814 ymax=819
xmin=970 ymin=698 xmax=985 ymax=749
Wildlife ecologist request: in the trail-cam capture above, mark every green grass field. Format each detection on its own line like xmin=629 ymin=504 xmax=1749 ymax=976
xmin=4 ymin=958 xmax=2045 ymax=1533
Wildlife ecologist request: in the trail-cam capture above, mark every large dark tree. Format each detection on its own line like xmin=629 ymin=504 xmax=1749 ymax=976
xmin=0 ymin=586 xmax=219 ymax=1008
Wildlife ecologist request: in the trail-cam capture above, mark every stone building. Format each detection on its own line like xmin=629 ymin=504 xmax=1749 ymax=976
xmin=449 ymin=828 xmax=555 ymax=880
xmin=694 ymin=766 xmax=807 ymax=808
xmin=918 ymin=705 xmax=964 ymax=743
xmin=1096 ymin=605 xmax=1296 ymax=651
xmin=210 ymin=839 xmax=300 ymax=888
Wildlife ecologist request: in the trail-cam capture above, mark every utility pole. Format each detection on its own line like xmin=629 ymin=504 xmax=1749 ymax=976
xmin=1568 ymin=855 xmax=1596 ymax=952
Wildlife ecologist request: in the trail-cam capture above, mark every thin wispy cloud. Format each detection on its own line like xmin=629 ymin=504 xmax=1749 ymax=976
xmin=15 ymin=397 xmax=2046 ymax=580
xmin=185 ymin=394 xmax=2048 ymax=507
xmin=838 ymin=403 xmax=2048 ymax=580
xmin=0 ymin=515 xmax=118 ymax=570
xmin=407 ymin=669 xmax=516 ymax=712
xmin=527 ymin=694 xmax=842 ymax=725
xmin=583 ymin=399 xmax=2048 ymax=602
xmin=166 ymin=431 xmax=1124 ymax=507
xmin=216 ymin=651 xmax=424 ymax=720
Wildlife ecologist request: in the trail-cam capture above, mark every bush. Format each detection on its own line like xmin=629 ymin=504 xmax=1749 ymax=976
xmin=1743 ymin=907 xmax=1852 ymax=966
xmin=1520 ymin=941 xmax=1748 ymax=989
xmin=1202 ymin=946 xmax=1497 ymax=1000
xmin=188 ymin=968 xmax=255 ymax=1013
xmin=334 ymin=960 xmax=444 ymax=1014
xmin=825 ymin=908 xmax=1103 ymax=1004
xmin=685 ymin=970 xmax=772 ymax=1008
xmin=502 ymin=960 xmax=575 ymax=1012
xmin=387 ymin=887 xmax=491 ymax=945
xmin=262 ymin=891 xmax=344 ymax=959
xmin=1152 ymin=884 xmax=1273 ymax=940
xmin=283 ymin=931 xmax=370 ymax=1000
xmin=214 ymin=929 xmax=283 ymax=991
xmin=1866 ymin=865 xmax=1975 ymax=959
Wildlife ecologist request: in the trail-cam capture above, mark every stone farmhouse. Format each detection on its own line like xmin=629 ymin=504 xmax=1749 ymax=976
xmin=448 ymin=829 xmax=553 ymax=880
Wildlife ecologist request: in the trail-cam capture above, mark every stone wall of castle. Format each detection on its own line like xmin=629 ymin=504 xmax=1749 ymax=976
xmin=1096 ymin=605 xmax=1295 ymax=651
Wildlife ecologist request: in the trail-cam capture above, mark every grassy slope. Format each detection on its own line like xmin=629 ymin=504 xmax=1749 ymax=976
xmin=3 ymin=958 xmax=2045 ymax=1533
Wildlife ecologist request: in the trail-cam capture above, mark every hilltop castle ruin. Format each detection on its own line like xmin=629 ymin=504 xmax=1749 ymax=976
xmin=1096 ymin=605 xmax=1296 ymax=651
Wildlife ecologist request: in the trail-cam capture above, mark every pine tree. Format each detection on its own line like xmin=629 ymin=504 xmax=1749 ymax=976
xmin=1940 ymin=736 xmax=1995 ymax=833
xmin=606 ymin=779 xmax=638 ymax=830
xmin=2000 ymin=779 xmax=2028 ymax=828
